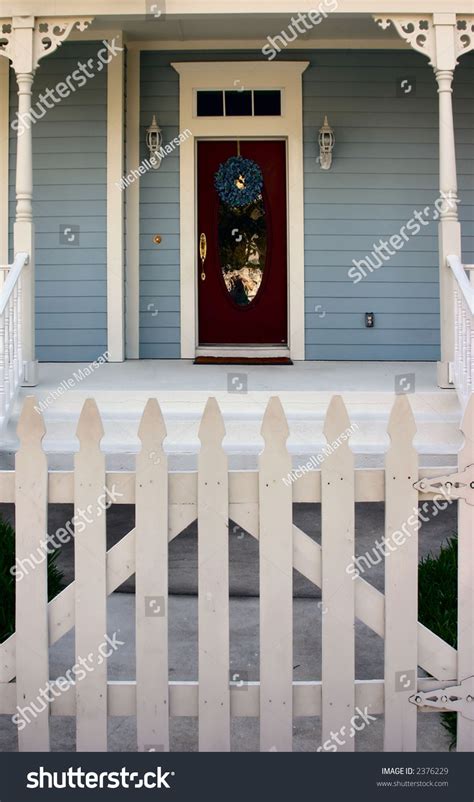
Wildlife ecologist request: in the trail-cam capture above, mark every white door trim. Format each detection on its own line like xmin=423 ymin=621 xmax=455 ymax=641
xmin=172 ymin=60 xmax=308 ymax=360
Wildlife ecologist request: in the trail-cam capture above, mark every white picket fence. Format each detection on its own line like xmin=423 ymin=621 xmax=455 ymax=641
xmin=0 ymin=393 xmax=473 ymax=752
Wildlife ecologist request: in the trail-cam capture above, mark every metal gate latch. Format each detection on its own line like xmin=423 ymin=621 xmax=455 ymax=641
xmin=413 ymin=464 xmax=474 ymax=505
xmin=409 ymin=676 xmax=474 ymax=719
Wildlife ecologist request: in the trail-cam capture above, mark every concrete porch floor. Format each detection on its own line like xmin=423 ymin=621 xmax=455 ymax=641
xmin=0 ymin=360 xmax=462 ymax=469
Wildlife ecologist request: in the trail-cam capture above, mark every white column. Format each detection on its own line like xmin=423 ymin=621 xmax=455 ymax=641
xmin=13 ymin=69 xmax=38 ymax=385
xmin=435 ymin=66 xmax=461 ymax=387
xmin=125 ymin=48 xmax=140 ymax=359
xmin=106 ymin=33 xmax=125 ymax=362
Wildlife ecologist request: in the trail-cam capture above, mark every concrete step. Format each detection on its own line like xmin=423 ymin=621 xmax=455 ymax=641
xmin=1 ymin=386 xmax=462 ymax=470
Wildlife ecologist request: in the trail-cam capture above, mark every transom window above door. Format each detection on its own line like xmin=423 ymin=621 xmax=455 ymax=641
xmin=196 ymin=89 xmax=282 ymax=117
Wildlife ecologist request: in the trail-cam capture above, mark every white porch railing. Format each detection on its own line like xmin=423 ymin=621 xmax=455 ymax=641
xmin=448 ymin=254 xmax=474 ymax=408
xmin=0 ymin=252 xmax=28 ymax=427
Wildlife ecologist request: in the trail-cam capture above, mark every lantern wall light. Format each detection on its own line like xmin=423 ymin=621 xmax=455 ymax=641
xmin=318 ymin=114 xmax=335 ymax=170
xmin=146 ymin=114 xmax=163 ymax=169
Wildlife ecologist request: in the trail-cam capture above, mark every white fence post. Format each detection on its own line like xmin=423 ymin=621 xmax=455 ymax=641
xmin=456 ymin=394 xmax=474 ymax=751
xmin=259 ymin=397 xmax=293 ymax=752
xmin=15 ymin=397 xmax=49 ymax=751
xmin=74 ymin=399 xmax=108 ymax=751
xmin=383 ymin=395 xmax=418 ymax=751
xmin=321 ymin=395 xmax=355 ymax=752
xmin=136 ymin=399 xmax=169 ymax=752
xmin=198 ymin=398 xmax=230 ymax=751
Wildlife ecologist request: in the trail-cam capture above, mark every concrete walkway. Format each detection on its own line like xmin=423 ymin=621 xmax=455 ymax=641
xmin=0 ymin=594 xmax=451 ymax=752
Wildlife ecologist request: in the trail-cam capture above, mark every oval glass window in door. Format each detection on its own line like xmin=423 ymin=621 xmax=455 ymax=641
xmin=217 ymin=195 xmax=267 ymax=306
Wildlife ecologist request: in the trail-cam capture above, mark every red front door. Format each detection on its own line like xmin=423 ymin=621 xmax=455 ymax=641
xmin=197 ymin=140 xmax=288 ymax=346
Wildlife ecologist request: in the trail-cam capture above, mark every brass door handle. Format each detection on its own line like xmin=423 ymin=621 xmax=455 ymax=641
xmin=199 ymin=233 xmax=207 ymax=281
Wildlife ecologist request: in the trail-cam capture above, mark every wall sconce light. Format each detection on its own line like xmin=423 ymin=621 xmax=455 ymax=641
xmin=146 ymin=114 xmax=163 ymax=169
xmin=318 ymin=114 xmax=335 ymax=170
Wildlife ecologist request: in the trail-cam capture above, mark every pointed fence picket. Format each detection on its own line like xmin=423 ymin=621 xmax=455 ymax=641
xmin=0 ymin=393 xmax=472 ymax=753
xmin=15 ymin=398 xmax=50 ymax=751
xmin=197 ymin=398 xmax=230 ymax=751
xmin=456 ymin=397 xmax=474 ymax=752
xmin=136 ymin=399 xmax=169 ymax=752
xmin=383 ymin=395 xmax=418 ymax=751
xmin=321 ymin=396 xmax=355 ymax=751
xmin=74 ymin=399 xmax=108 ymax=751
xmin=259 ymin=397 xmax=293 ymax=752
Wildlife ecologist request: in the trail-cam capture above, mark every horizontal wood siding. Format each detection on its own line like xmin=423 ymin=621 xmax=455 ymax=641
xmin=139 ymin=52 xmax=181 ymax=358
xmin=8 ymin=43 xmax=107 ymax=362
xmin=303 ymin=49 xmax=473 ymax=360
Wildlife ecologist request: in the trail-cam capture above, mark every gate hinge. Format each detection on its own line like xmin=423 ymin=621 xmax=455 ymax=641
xmin=413 ymin=464 xmax=474 ymax=506
xmin=409 ymin=676 xmax=474 ymax=719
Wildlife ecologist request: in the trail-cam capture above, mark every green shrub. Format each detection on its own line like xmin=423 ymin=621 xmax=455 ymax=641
xmin=418 ymin=535 xmax=457 ymax=749
xmin=0 ymin=514 xmax=64 ymax=644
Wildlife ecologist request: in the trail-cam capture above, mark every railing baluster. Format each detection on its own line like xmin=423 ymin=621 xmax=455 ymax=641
xmin=12 ymin=283 xmax=19 ymax=387
xmin=4 ymin=297 xmax=10 ymax=410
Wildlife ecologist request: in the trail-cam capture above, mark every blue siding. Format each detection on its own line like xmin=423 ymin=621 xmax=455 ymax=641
xmin=138 ymin=49 xmax=473 ymax=361
xmin=9 ymin=42 xmax=107 ymax=362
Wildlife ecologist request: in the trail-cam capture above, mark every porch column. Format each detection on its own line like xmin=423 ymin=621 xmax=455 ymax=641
xmin=433 ymin=15 xmax=462 ymax=387
xmin=14 ymin=68 xmax=37 ymax=384
xmin=435 ymin=63 xmax=461 ymax=386
xmin=375 ymin=13 xmax=474 ymax=387
xmin=0 ymin=17 xmax=38 ymax=384
xmin=0 ymin=15 xmax=93 ymax=383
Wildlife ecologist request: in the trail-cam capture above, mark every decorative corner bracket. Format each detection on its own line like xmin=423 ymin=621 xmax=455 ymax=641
xmin=455 ymin=17 xmax=474 ymax=59
xmin=374 ymin=16 xmax=435 ymax=65
xmin=413 ymin=464 xmax=474 ymax=505
xmin=410 ymin=676 xmax=474 ymax=720
xmin=0 ymin=17 xmax=94 ymax=72
xmin=374 ymin=15 xmax=474 ymax=69
xmin=34 ymin=18 xmax=94 ymax=67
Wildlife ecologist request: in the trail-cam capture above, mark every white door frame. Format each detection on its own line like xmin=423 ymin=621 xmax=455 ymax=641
xmin=172 ymin=61 xmax=308 ymax=361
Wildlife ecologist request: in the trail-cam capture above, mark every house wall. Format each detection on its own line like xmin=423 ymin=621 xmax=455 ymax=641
xmin=139 ymin=48 xmax=474 ymax=361
xmin=8 ymin=42 xmax=107 ymax=362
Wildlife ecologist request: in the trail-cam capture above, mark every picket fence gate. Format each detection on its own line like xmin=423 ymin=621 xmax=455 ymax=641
xmin=0 ymin=393 xmax=473 ymax=753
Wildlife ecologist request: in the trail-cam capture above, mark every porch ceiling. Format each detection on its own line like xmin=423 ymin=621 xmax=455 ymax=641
xmin=84 ymin=13 xmax=402 ymax=47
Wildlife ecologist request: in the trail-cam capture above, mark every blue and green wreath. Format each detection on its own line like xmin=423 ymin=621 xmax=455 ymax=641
xmin=214 ymin=156 xmax=263 ymax=208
